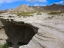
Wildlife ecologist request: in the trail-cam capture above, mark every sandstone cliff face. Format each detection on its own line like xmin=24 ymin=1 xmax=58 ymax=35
xmin=0 ymin=13 xmax=64 ymax=48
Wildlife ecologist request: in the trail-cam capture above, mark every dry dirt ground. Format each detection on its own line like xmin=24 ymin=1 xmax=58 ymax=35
xmin=0 ymin=13 xmax=64 ymax=48
xmin=0 ymin=29 xmax=8 ymax=45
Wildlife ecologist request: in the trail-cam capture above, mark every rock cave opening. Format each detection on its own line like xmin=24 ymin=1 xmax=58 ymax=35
xmin=1 ymin=21 xmax=38 ymax=48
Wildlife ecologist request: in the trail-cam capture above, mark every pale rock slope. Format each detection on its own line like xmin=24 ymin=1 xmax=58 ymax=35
xmin=0 ymin=13 xmax=64 ymax=48
xmin=19 ymin=13 xmax=64 ymax=48
xmin=9 ymin=4 xmax=34 ymax=12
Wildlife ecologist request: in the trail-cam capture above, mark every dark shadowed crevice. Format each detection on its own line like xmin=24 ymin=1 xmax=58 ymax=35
xmin=0 ymin=19 xmax=38 ymax=48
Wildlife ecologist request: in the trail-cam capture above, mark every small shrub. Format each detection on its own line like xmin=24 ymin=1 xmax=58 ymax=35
xmin=61 ymin=10 xmax=64 ymax=13
xmin=48 ymin=16 xmax=54 ymax=19
xmin=0 ymin=38 xmax=3 ymax=40
xmin=2 ymin=43 xmax=9 ymax=48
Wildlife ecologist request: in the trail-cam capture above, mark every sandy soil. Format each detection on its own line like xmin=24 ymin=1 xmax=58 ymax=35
xmin=0 ymin=29 xmax=8 ymax=45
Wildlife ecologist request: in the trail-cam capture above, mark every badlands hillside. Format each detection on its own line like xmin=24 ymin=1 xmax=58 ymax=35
xmin=9 ymin=4 xmax=34 ymax=12
xmin=31 ymin=4 xmax=64 ymax=11
xmin=0 ymin=4 xmax=64 ymax=48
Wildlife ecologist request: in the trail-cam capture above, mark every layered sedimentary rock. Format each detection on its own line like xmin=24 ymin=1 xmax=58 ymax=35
xmin=9 ymin=4 xmax=34 ymax=13
xmin=0 ymin=13 xmax=64 ymax=48
xmin=32 ymin=4 xmax=64 ymax=11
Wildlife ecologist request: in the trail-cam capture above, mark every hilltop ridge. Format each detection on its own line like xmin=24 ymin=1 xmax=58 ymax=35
xmin=31 ymin=4 xmax=64 ymax=11
xmin=9 ymin=4 xmax=34 ymax=12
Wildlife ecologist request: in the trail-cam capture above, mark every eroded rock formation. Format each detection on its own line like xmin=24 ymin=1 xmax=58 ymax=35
xmin=0 ymin=13 xmax=64 ymax=48
xmin=0 ymin=18 xmax=38 ymax=48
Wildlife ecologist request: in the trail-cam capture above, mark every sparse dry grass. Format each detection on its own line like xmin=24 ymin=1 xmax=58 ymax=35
xmin=44 ymin=10 xmax=50 ymax=13
xmin=17 ymin=12 xmax=33 ymax=17
xmin=61 ymin=10 xmax=64 ymax=13
xmin=48 ymin=11 xmax=64 ymax=15
xmin=48 ymin=11 xmax=61 ymax=15
xmin=37 ymin=12 xmax=42 ymax=15
xmin=0 ymin=45 xmax=2 ymax=48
